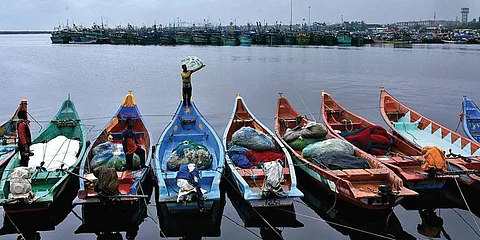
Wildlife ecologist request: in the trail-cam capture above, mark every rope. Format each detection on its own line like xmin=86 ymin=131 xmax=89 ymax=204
xmin=452 ymin=175 xmax=480 ymax=235
xmin=278 ymin=208 xmax=396 ymax=240
xmin=297 ymin=92 xmax=316 ymax=122
xmin=451 ymin=208 xmax=480 ymax=238
xmin=138 ymin=180 xmax=169 ymax=239
xmin=4 ymin=210 xmax=26 ymax=240
xmin=221 ymin=171 xmax=284 ymax=239
xmin=223 ymin=214 xmax=262 ymax=239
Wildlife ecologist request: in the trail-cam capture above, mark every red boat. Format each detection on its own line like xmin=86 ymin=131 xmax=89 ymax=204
xmin=0 ymin=98 xmax=28 ymax=177
xmin=379 ymin=87 xmax=480 ymax=190
xmin=275 ymin=93 xmax=417 ymax=210
xmin=321 ymin=90 xmax=452 ymax=190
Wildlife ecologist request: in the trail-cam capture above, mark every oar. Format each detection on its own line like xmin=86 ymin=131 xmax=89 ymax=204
xmin=58 ymin=167 xmax=94 ymax=183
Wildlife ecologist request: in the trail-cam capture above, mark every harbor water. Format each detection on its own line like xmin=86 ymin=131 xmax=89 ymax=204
xmin=1 ymin=34 xmax=480 ymax=239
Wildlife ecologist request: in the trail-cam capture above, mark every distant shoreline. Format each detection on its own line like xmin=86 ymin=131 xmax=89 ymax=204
xmin=0 ymin=31 xmax=51 ymax=35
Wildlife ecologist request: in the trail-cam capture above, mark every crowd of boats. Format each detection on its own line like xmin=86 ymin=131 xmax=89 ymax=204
xmin=1 ymin=87 xmax=480 ymax=239
xmin=49 ymin=23 xmax=480 ymax=47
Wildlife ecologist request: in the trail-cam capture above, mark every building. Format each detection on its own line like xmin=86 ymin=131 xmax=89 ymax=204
xmin=396 ymin=20 xmax=458 ymax=28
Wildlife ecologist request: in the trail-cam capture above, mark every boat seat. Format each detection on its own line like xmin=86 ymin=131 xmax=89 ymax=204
xmin=234 ymin=119 xmax=254 ymax=124
xmin=109 ymin=132 xmax=145 ymax=140
xmin=341 ymin=169 xmax=384 ymax=180
xmin=171 ymin=133 xmax=207 ymax=142
xmin=237 ymin=167 xmax=290 ymax=178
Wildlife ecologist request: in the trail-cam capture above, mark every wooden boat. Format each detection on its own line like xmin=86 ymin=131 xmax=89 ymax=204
xmin=223 ymin=94 xmax=303 ymax=214
xmin=461 ymin=96 xmax=480 ymax=143
xmin=380 ymin=87 xmax=480 ymax=190
xmin=0 ymin=98 xmax=28 ymax=177
xmin=0 ymin=95 xmax=87 ymax=212
xmin=155 ymin=99 xmax=225 ymax=237
xmin=321 ymin=90 xmax=452 ymax=190
xmin=275 ymin=93 xmax=417 ymax=210
xmin=155 ymin=100 xmax=224 ymax=212
xmin=73 ymin=91 xmax=154 ymax=237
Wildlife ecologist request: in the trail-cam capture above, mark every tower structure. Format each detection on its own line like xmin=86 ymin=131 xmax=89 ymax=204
xmin=461 ymin=7 xmax=469 ymax=24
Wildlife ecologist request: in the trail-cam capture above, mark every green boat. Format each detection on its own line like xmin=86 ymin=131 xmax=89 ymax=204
xmin=0 ymin=98 xmax=28 ymax=178
xmin=175 ymin=32 xmax=193 ymax=44
xmin=0 ymin=96 xmax=87 ymax=214
xmin=284 ymin=33 xmax=297 ymax=45
xmin=222 ymin=35 xmax=238 ymax=46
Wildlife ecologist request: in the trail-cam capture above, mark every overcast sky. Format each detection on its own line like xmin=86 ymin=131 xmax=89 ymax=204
xmin=0 ymin=0 xmax=478 ymax=30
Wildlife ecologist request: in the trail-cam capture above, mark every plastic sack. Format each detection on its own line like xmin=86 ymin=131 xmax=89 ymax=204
xmin=288 ymin=137 xmax=325 ymax=151
xmin=231 ymin=127 xmax=275 ymax=151
xmin=283 ymin=126 xmax=302 ymax=143
xmin=302 ymin=138 xmax=354 ymax=159
xmin=261 ymin=160 xmax=285 ymax=197
xmin=300 ymin=122 xmax=328 ymax=139
xmin=167 ymin=140 xmax=212 ymax=171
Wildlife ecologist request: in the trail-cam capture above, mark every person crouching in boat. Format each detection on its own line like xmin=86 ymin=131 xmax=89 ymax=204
xmin=122 ymin=118 xmax=146 ymax=170
xmin=181 ymin=63 xmax=205 ymax=107
xmin=176 ymin=163 xmax=206 ymax=212
xmin=17 ymin=110 xmax=32 ymax=167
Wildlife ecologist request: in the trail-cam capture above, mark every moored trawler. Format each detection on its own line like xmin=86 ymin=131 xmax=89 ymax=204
xmin=336 ymin=31 xmax=352 ymax=45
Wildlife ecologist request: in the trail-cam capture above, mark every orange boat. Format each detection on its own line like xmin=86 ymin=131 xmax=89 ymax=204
xmin=321 ymin=90 xmax=452 ymax=190
xmin=380 ymin=87 xmax=480 ymax=190
xmin=275 ymin=93 xmax=417 ymax=210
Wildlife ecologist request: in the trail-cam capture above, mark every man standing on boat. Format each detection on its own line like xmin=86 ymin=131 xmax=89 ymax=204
xmin=181 ymin=63 xmax=205 ymax=107
xmin=122 ymin=118 xmax=146 ymax=170
xmin=17 ymin=110 xmax=32 ymax=167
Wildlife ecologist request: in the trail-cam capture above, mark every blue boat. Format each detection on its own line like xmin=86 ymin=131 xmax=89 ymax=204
xmin=462 ymin=96 xmax=480 ymax=143
xmin=73 ymin=91 xmax=154 ymax=238
xmin=223 ymin=94 xmax=303 ymax=215
xmin=154 ymin=100 xmax=224 ymax=214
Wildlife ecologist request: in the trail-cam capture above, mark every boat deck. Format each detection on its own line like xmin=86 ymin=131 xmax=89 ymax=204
xmin=393 ymin=114 xmax=478 ymax=156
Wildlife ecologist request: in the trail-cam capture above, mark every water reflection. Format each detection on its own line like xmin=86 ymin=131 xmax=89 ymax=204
xmin=154 ymin=180 xmax=226 ymax=239
xmin=74 ymin=170 xmax=154 ymax=240
xmin=0 ymin=177 xmax=79 ymax=240
xmin=297 ymin=170 xmax=414 ymax=240
xmin=225 ymin=177 xmax=303 ymax=239
xmin=401 ymin=182 xmax=480 ymax=239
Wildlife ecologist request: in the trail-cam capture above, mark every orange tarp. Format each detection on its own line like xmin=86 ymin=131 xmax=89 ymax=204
xmin=421 ymin=146 xmax=447 ymax=171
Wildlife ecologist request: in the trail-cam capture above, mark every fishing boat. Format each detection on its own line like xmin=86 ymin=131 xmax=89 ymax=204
xmin=336 ymin=31 xmax=352 ymax=46
xmin=321 ymin=90 xmax=452 ymax=190
xmin=0 ymin=95 xmax=87 ymax=212
xmin=0 ymin=98 xmax=28 ymax=177
xmin=72 ymin=91 xmax=154 ymax=238
xmin=295 ymin=33 xmax=310 ymax=45
xmin=379 ymin=87 xmax=480 ymax=190
xmin=223 ymin=94 xmax=303 ymax=216
xmin=154 ymin=100 xmax=225 ymax=236
xmin=275 ymin=93 xmax=417 ymax=210
xmin=461 ymin=96 xmax=480 ymax=143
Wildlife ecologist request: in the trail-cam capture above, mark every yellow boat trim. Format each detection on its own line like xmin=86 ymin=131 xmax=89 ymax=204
xmin=121 ymin=90 xmax=136 ymax=107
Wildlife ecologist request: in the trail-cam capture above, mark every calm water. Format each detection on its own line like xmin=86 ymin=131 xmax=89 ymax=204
xmin=1 ymin=34 xmax=480 ymax=239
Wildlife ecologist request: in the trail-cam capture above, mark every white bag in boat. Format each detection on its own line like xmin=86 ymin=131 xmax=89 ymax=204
xmin=261 ymin=160 xmax=285 ymax=197
xmin=9 ymin=167 xmax=35 ymax=204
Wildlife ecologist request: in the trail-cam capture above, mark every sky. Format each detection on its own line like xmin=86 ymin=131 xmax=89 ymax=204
xmin=0 ymin=0 xmax=478 ymax=30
